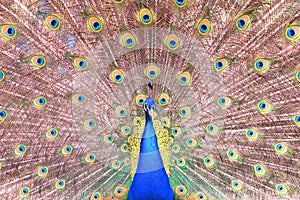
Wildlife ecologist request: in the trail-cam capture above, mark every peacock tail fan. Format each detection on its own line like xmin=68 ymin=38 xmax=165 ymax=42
xmin=0 ymin=0 xmax=299 ymax=199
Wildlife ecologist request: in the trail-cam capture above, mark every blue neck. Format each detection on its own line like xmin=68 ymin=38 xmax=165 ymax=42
xmin=128 ymin=113 xmax=174 ymax=200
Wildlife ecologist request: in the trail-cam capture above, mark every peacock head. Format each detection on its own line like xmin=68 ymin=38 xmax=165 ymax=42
xmin=143 ymin=97 xmax=155 ymax=119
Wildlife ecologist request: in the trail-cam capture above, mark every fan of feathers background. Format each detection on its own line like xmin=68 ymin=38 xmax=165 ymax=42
xmin=0 ymin=0 xmax=300 ymax=199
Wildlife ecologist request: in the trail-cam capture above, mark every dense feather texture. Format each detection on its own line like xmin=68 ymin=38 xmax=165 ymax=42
xmin=0 ymin=0 xmax=300 ymax=199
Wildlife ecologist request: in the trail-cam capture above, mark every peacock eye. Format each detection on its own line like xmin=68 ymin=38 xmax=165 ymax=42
xmin=85 ymin=153 xmax=96 ymax=163
xmin=284 ymin=24 xmax=300 ymax=42
xmin=61 ymin=145 xmax=73 ymax=156
xmin=0 ymin=24 xmax=17 ymax=39
xmin=135 ymin=94 xmax=147 ymax=106
xmin=165 ymin=33 xmax=181 ymax=51
xmin=37 ymin=166 xmax=48 ymax=178
xmin=197 ymin=18 xmax=212 ymax=35
xmin=205 ymin=124 xmax=220 ymax=135
xmin=171 ymin=126 xmax=183 ymax=137
xmin=217 ymin=95 xmax=232 ymax=109
xmin=120 ymin=32 xmax=137 ymax=48
xmin=178 ymin=71 xmax=192 ymax=85
xmin=19 ymin=187 xmax=30 ymax=198
xmin=157 ymin=93 xmax=170 ymax=106
xmin=137 ymin=8 xmax=155 ymax=25
xmin=110 ymin=69 xmax=125 ymax=84
xmin=55 ymin=179 xmax=65 ymax=189
xmin=175 ymin=185 xmax=187 ymax=196
xmin=144 ymin=65 xmax=160 ymax=79
xmin=15 ymin=144 xmax=27 ymax=157
xmin=254 ymin=58 xmax=272 ymax=74
xmin=235 ymin=14 xmax=252 ymax=30
xmin=0 ymin=109 xmax=8 ymax=122
xmin=178 ymin=106 xmax=191 ymax=118
xmin=104 ymin=134 xmax=114 ymax=143
xmin=30 ymin=55 xmax=46 ymax=70
xmin=114 ymin=186 xmax=127 ymax=197
xmin=32 ymin=95 xmax=48 ymax=109
xmin=186 ymin=137 xmax=197 ymax=147
xmin=44 ymin=14 xmax=61 ymax=30
xmin=214 ymin=58 xmax=231 ymax=73
xmin=257 ymin=99 xmax=273 ymax=114
xmin=173 ymin=0 xmax=187 ymax=8
xmin=87 ymin=16 xmax=104 ymax=33
xmin=254 ymin=164 xmax=267 ymax=177
xmin=115 ymin=106 xmax=127 ymax=117
xmin=90 ymin=192 xmax=101 ymax=200
xmin=111 ymin=160 xmax=121 ymax=169
xmin=73 ymin=57 xmax=88 ymax=71
xmin=203 ymin=156 xmax=216 ymax=168
xmin=0 ymin=70 xmax=5 ymax=82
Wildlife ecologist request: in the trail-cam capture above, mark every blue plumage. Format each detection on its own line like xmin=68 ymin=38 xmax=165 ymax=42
xmin=128 ymin=98 xmax=174 ymax=200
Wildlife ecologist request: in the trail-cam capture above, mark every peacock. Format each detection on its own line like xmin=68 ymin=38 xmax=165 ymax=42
xmin=0 ymin=0 xmax=300 ymax=199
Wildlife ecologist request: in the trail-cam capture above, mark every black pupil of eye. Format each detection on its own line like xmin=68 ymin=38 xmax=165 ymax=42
xmin=143 ymin=15 xmax=150 ymax=21
xmin=127 ymin=39 xmax=133 ymax=44
xmin=19 ymin=147 xmax=24 ymax=151
xmin=149 ymin=71 xmax=155 ymax=75
xmin=39 ymin=98 xmax=44 ymax=104
xmin=7 ymin=27 xmax=14 ymax=35
xmin=217 ymin=62 xmax=223 ymax=68
xmin=200 ymin=24 xmax=207 ymax=32
xmin=288 ymin=28 xmax=295 ymax=37
xmin=257 ymin=61 xmax=263 ymax=68
xmin=51 ymin=19 xmax=58 ymax=27
xmin=170 ymin=40 xmax=176 ymax=46
xmin=79 ymin=61 xmax=85 ymax=67
xmin=260 ymin=103 xmax=266 ymax=108
xmin=278 ymin=145 xmax=282 ymax=149
xmin=248 ymin=131 xmax=253 ymax=136
xmin=181 ymin=110 xmax=186 ymax=114
xmin=181 ymin=77 xmax=187 ymax=82
xmin=161 ymin=98 xmax=166 ymax=102
xmin=239 ymin=19 xmax=245 ymax=27
xmin=0 ymin=111 xmax=4 ymax=117
xmin=37 ymin=58 xmax=43 ymax=64
xmin=93 ymin=22 xmax=100 ymax=28
xmin=116 ymin=75 xmax=121 ymax=80
xmin=23 ymin=189 xmax=27 ymax=193
xmin=229 ymin=152 xmax=233 ymax=156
